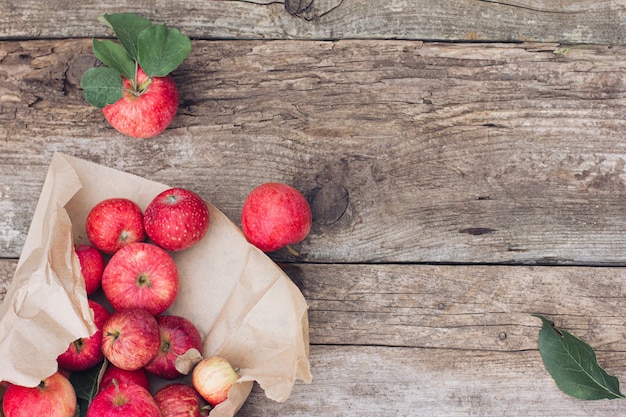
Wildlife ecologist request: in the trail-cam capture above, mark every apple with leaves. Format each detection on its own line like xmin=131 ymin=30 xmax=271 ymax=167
xmin=87 ymin=380 xmax=161 ymax=417
xmin=101 ymin=242 xmax=179 ymax=316
xmin=192 ymin=356 xmax=239 ymax=407
xmin=241 ymin=182 xmax=312 ymax=253
xmin=75 ymin=244 xmax=105 ymax=295
xmin=2 ymin=372 xmax=77 ymax=417
xmin=144 ymin=315 xmax=203 ymax=380
xmin=101 ymin=308 xmax=161 ymax=371
xmin=81 ymin=13 xmax=192 ymax=138
xmin=154 ymin=383 xmax=210 ymax=417
xmin=86 ymin=198 xmax=146 ymax=255
xmin=57 ymin=299 xmax=111 ymax=372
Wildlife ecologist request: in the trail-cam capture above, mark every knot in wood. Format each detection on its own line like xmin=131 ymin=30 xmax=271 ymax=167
xmin=310 ymin=182 xmax=349 ymax=226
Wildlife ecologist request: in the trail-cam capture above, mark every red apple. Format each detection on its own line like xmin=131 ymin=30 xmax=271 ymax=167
xmin=101 ymin=308 xmax=160 ymax=371
xmin=241 ymin=182 xmax=312 ymax=252
xmin=191 ymin=356 xmax=239 ymax=407
xmin=87 ymin=380 xmax=160 ymax=417
xmin=144 ymin=187 xmax=210 ymax=251
xmin=144 ymin=315 xmax=203 ymax=380
xmin=98 ymin=364 xmax=150 ymax=393
xmin=57 ymin=299 xmax=111 ymax=372
xmin=102 ymin=67 xmax=179 ymax=139
xmin=75 ymin=244 xmax=105 ymax=295
xmin=2 ymin=372 xmax=77 ymax=417
xmin=101 ymin=242 xmax=179 ymax=316
xmin=154 ymin=383 xmax=210 ymax=417
xmin=86 ymin=198 xmax=146 ymax=255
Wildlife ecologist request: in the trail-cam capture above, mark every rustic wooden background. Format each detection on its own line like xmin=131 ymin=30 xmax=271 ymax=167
xmin=2 ymin=1 xmax=626 ymax=415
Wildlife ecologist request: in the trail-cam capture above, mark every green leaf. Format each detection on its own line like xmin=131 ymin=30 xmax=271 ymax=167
xmin=533 ymin=314 xmax=625 ymax=400
xmin=137 ymin=23 xmax=192 ymax=77
xmin=80 ymin=67 xmax=124 ymax=108
xmin=69 ymin=361 xmax=108 ymax=417
xmin=92 ymin=39 xmax=136 ymax=80
xmin=98 ymin=13 xmax=152 ymax=60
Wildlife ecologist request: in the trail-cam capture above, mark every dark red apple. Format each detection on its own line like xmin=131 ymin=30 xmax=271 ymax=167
xmin=57 ymin=299 xmax=110 ymax=372
xmin=144 ymin=315 xmax=203 ymax=380
xmin=154 ymin=383 xmax=210 ymax=417
xmin=75 ymin=244 xmax=105 ymax=295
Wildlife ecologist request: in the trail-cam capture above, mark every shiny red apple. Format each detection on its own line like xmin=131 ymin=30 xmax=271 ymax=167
xmin=241 ymin=182 xmax=312 ymax=252
xmin=144 ymin=187 xmax=210 ymax=251
xmin=86 ymin=198 xmax=146 ymax=255
xmin=98 ymin=364 xmax=151 ymax=393
xmin=2 ymin=372 xmax=77 ymax=417
xmin=101 ymin=242 xmax=179 ymax=316
xmin=87 ymin=380 xmax=160 ymax=417
xmin=102 ymin=67 xmax=179 ymax=139
xmin=101 ymin=308 xmax=160 ymax=371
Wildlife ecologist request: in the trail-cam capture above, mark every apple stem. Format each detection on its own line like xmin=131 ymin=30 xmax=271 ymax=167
xmin=286 ymin=245 xmax=300 ymax=257
xmin=133 ymin=60 xmax=139 ymax=92
xmin=200 ymin=404 xmax=213 ymax=416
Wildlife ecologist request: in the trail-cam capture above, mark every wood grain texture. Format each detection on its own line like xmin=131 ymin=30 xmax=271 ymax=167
xmin=289 ymin=263 xmax=626 ymax=352
xmin=237 ymin=346 xmax=626 ymax=417
xmin=2 ymin=0 xmax=626 ymax=44
xmin=2 ymin=259 xmax=626 ymax=415
xmin=3 ymin=39 xmax=626 ymax=264
xmin=6 ymin=260 xmax=626 ymax=353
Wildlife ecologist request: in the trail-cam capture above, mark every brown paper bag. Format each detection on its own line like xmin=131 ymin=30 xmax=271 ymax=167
xmin=0 ymin=152 xmax=312 ymax=416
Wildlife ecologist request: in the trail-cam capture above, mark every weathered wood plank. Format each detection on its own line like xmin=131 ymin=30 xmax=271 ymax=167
xmin=3 ymin=259 xmax=626 ymax=353
xmin=237 ymin=346 xmax=626 ymax=417
xmin=3 ymin=40 xmax=626 ymax=264
xmin=291 ymin=263 xmax=626 ymax=352
xmin=2 ymin=258 xmax=626 ymax=415
xmin=2 ymin=0 xmax=626 ymax=45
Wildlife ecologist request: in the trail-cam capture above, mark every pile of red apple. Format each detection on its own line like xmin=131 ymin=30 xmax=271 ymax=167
xmin=2 ymin=182 xmax=312 ymax=417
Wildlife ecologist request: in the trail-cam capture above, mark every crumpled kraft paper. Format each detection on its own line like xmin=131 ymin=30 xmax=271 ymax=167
xmin=0 ymin=152 xmax=312 ymax=416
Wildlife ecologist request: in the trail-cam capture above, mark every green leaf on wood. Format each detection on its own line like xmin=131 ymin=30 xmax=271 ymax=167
xmin=92 ymin=39 xmax=135 ymax=81
xmin=98 ymin=13 xmax=152 ymax=60
xmin=137 ymin=23 xmax=192 ymax=77
xmin=80 ymin=67 xmax=123 ymax=108
xmin=533 ymin=314 xmax=625 ymax=400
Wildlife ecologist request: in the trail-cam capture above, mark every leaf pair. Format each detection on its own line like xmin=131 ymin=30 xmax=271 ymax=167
xmin=534 ymin=314 xmax=625 ymax=400
xmin=81 ymin=13 xmax=192 ymax=109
